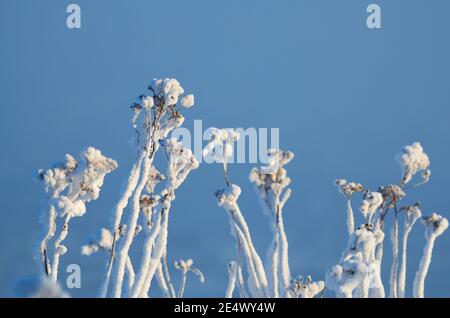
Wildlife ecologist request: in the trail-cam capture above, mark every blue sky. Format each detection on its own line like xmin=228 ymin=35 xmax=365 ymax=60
xmin=0 ymin=0 xmax=449 ymax=297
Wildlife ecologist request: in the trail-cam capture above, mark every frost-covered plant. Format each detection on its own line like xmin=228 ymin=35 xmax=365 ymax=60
xmin=36 ymin=78 xmax=202 ymax=298
xmin=207 ymin=130 xmax=324 ymax=298
xmin=329 ymin=142 xmax=446 ymax=298
xmin=174 ymin=259 xmax=205 ymax=298
xmin=413 ymin=213 xmax=448 ymax=298
xmin=286 ymin=275 xmax=325 ymax=298
xmin=326 ymin=224 xmax=385 ymax=298
xmin=37 ymin=147 xmax=117 ymax=282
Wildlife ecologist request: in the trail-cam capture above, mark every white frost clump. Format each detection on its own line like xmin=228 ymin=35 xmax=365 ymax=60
xmin=180 ymin=94 xmax=195 ymax=108
xmin=261 ymin=149 xmax=294 ymax=174
xmin=335 ymin=179 xmax=364 ymax=236
xmin=399 ymin=142 xmax=430 ymax=186
xmin=145 ymin=166 xmax=166 ymax=194
xmin=140 ymin=95 xmax=155 ymax=109
xmin=360 ymin=192 xmax=383 ymax=223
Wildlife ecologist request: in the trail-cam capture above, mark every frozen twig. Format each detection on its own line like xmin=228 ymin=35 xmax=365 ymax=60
xmin=38 ymin=147 xmax=117 ymax=283
xmin=175 ymin=259 xmax=205 ymax=298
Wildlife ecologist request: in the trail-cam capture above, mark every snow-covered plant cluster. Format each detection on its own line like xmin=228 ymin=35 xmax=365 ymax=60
xmin=34 ymin=78 xmax=447 ymax=298
xmin=326 ymin=142 xmax=447 ymax=298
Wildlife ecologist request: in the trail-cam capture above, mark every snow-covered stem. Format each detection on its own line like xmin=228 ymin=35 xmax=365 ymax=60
xmin=136 ymin=207 xmax=171 ymax=297
xmin=413 ymin=235 xmax=435 ymax=298
xmin=265 ymin=231 xmax=279 ymax=298
xmin=229 ymin=211 xmax=265 ymax=297
xmin=107 ymin=78 xmax=194 ymax=297
xmin=287 ymin=275 xmax=325 ymax=298
xmin=230 ymin=203 xmax=269 ymax=296
xmin=326 ymin=224 xmax=384 ymax=298
xmin=132 ymin=138 xmax=199 ymax=298
xmin=413 ymin=213 xmax=448 ymax=298
xmin=162 ymin=253 xmax=177 ymax=298
xmin=125 ymin=256 xmax=135 ymax=292
xmin=277 ymin=207 xmax=290 ymax=295
xmin=178 ymin=269 xmax=188 ymax=298
xmin=398 ymin=232 xmax=410 ymax=298
xmin=174 ymin=259 xmax=204 ymax=298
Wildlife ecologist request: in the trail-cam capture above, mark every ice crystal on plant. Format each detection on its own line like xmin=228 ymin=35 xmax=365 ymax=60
xmin=399 ymin=142 xmax=430 ymax=186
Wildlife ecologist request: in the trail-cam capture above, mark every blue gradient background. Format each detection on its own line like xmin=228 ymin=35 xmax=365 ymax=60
xmin=1 ymin=0 xmax=449 ymax=297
